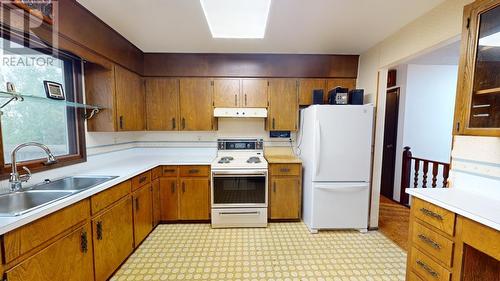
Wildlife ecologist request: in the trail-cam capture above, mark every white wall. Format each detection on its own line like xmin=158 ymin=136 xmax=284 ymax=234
xmin=392 ymin=64 xmax=458 ymax=201
xmin=85 ymin=118 xmax=295 ymax=156
xmin=356 ymin=0 xmax=475 ymax=228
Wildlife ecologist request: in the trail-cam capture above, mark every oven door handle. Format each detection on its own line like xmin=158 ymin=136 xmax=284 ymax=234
xmin=212 ymin=170 xmax=267 ymax=176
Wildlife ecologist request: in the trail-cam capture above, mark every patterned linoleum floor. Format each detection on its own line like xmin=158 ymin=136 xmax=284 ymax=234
xmin=111 ymin=222 xmax=406 ymax=281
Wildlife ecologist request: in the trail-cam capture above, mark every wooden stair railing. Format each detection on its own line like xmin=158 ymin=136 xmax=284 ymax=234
xmin=400 ymin=146 xmax=450 ymax=205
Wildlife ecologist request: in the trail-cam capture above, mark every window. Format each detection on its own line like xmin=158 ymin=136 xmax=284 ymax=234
xmin=0 ymin=35 xmax=86 ymax=176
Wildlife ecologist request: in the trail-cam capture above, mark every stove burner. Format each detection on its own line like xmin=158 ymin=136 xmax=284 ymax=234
xmin=218 ymin=156 xmax=234 ymax=164
xmin=246 ymin=156 xmax=261 ymax=163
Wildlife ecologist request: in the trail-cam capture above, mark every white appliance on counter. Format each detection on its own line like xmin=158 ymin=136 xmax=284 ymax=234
xmin=211 ymin=139 xmax=268 ymax=228
xmin=298 ymin=105 xmax=374 ymax=233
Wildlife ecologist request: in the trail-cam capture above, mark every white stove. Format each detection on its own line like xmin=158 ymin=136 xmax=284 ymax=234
xmin=211 ymin=139 xmax=268 ymax=228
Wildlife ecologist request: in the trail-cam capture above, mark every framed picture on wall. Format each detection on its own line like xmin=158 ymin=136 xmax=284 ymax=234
xmin=44 ymin=81 xmax=65 ymax=100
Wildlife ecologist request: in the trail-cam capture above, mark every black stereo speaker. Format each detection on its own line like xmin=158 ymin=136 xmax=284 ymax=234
xmin=349 ymin=89 xmax=364 ymax=105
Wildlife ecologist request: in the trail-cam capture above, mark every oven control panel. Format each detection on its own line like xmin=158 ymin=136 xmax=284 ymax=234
xmin=217 ymin=139 xmax=263 ymax=150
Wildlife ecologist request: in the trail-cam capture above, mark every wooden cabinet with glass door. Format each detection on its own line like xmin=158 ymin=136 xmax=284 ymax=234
xmin=454 ymin=0 xmax=500 ymax=136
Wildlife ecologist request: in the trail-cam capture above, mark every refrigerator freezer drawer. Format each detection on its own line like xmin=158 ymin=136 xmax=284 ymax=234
xmin=311 ymin=182 xmax=370 ymax=230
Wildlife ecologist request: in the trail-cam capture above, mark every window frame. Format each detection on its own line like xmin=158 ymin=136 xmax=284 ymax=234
xmin=0 ymin=30 xmax=87 ymax=180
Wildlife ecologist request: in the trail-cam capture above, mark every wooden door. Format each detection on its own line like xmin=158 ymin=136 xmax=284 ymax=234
xmin=159 ymin=177 xmax=179 ymax=221
xmin=92 ymin=197 xmax=134 ymax=281
xmin=268 ymin=79 xmax=299 ymax=131
xmin=179 ymin=78 xmax=214 ymax=131
xmin=145 ymin=78 xmax=179 ymax=131
xmin=325 ymin=78 xmax=357 ymax=103
xmin=242 ymin=79 xmax=268 ymax=107
xmin=114 ymin=65 xmax=146 ymax=131
xmin=152 ymin=178 xmax=161 ymax=227
xmin=270 ymin=177 xmax=301 ymax=219
xmin=299 ymin=79 xmax=326 ymax=105
xmin=214 ymin=79 xmax=240 ymax=107
xmin=5 ymin=223 xmax=94 ymax=281
xmin=380 ymin=88 xmax=400 ymax=199
xmin=133 ymin=185 xmax=153 ymax=246
xmin=179 ymin=178 xmax=209 ymax=220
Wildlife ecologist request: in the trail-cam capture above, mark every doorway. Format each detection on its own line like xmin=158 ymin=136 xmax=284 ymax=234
xmin=380 ymin=87 xmax=400 ymax=199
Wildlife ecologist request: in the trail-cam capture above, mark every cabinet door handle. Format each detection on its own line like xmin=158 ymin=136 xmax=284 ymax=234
xmin=245 ymin=94 xmax=247 ymax=106
xmin=272 ymin=118 xmax=275 ymax=129
xmin=417 ymin=234 xmax=441 ymax=249
xmin=279 ymin=168 xmax=290 ymax=173
xmin=182 ymin=182 xmax=186 ymax=193
xmin=171 ymin=182 xmax=175 ymax=193
xmin=419 ymin=208 xmax=443 ymax=221
xmin=172 ymin=118 xmax=176 ymax=129
xmin=182 ymin=118 xmax=186 ymax=129
xmin=96 ymin=221 xmax=103 ymax=240
xmin=416 ymin=260 xmax=439 ymax=278
xmin=164 ymin=168 xmax=175 ymax=173
xmin=234 ymin=94 xmax=237 ymax=106
xmin=80 ymin=230 xmax=88 ymax=253
xmin=273 ymin=182 xmax=276 ymax=193
xmin=139 ymin=176 xmax=147 ymax=184
xmin=188 ymin=169 xmax=199 ymax=174
xmin=119 ymin=116 xmax=124 ymax=130
xmin=135 ymin=197 xmax=140 ymax=211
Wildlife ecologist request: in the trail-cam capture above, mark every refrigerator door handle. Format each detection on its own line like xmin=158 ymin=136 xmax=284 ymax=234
xmin=316 ymin=184 xmax=368 ymax=192
xmin=314 ymin=120 xmax=321 ymax=176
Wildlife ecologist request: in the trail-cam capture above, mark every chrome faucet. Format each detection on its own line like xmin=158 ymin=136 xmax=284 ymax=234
xmin=9 ymin=142 xmax=58 ymax=191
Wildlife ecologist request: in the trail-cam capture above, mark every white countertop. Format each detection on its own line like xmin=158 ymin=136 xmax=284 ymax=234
xmin=0 ymin=147 xmax=216 ymax=235
xmin=406 ymin=188 xmax=500 ymax=231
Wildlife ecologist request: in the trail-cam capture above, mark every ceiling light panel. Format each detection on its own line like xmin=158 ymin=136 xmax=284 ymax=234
xmin=200 ymin=0 xmax=271 ymax=39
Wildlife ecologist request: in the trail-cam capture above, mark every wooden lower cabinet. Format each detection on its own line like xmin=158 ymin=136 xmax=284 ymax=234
xmin=270 ymin=177 xmax=301 ymax=219
xmin=132 ymin=185 xmax=153 ymax=246
xmin=152 ymin=178 xmax=161 ymax=227
xmin=92 ymin=197 xmax=134 ymax=281
xmin=159 ymin=177 xmax=179 ymax=221
xmin=5 ymin=223 xmax=94 ymax=281
xmin=179 ymin=178 xmax=210 ymax=220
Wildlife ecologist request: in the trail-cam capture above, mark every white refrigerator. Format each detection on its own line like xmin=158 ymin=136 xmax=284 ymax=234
xmin=298 ymin=105 xmax=374 ymax=233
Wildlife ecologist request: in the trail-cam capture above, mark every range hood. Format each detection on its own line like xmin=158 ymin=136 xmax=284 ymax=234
xmin=214 ymin=108 xmax=267 ymax=118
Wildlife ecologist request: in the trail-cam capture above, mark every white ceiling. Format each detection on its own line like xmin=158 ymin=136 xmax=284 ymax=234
xmin=76 ymin=0 xmax=446 ymax=54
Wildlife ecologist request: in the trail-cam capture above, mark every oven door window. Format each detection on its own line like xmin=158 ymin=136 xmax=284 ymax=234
xmin=213 ymin=176 xmax=266 ymax=204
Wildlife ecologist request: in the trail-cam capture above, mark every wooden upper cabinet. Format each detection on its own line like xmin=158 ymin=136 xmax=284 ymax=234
xmin=179 ymin=178 xmax=210 ymax=220
xmin=299 ymin=79 xmax=326 ymax=105
xmin=268 ymin=79 xmax=299 ymax=131
xmin=145 ymin=78 xmax=179 ymax=131
xmin=179 ymin=78 xmax=214 ymax=131
xmin=5 ymin=223 xmax=94 ymax=281
xmin=242 ymin=79 xmax=268 ymax=107
xmin=214 ymin=79 xmax=241 ymax=107
xmin=114 ymin=65 xmax=146 ymax=131
xmin=454 ymin=0 xmax=500 ymax=136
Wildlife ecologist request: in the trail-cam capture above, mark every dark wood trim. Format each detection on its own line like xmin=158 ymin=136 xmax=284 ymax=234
xmin=143 ymin=53 xmax=359 ymax=78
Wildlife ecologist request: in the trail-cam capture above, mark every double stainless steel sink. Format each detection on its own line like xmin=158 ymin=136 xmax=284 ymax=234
xmin=0 ymin=176 xmax=117 ymax=217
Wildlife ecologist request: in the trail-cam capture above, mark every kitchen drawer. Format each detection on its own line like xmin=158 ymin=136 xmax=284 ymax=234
xmin=410 ymin=247 xmax=451 ymax=281
xmin=151 ymin=166 xmax=162 ymax=180
xmin=269 ymin=164 xmax=301 ymax=176
xmin=179 ymin=165 xmax=210 ymax=177
xmin=413 ymin=198 xmax=455 ymax=236
xmin=408 ymin=271 xmax=425 ymax=281
xmin=412 ymin=221 xmax=454 ymax=267
xmin=162 ymin=166 xmax=179 ymax=177
xmin=91 ymin=180 xmax=131 ymax=215
xmin=131 ymin=171 xmax=151 ymax=191
xmin=3 ymin=199 xmax=90 ymax=263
